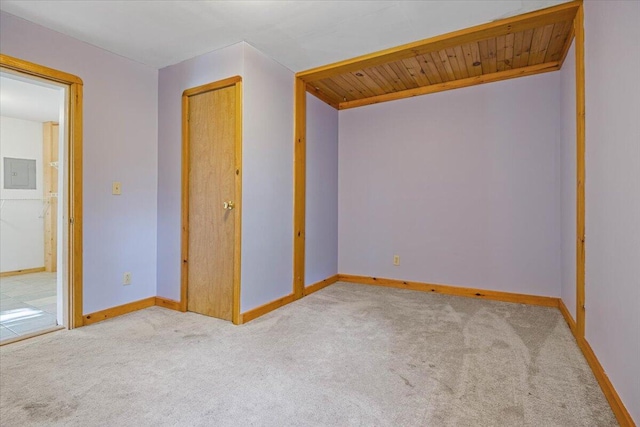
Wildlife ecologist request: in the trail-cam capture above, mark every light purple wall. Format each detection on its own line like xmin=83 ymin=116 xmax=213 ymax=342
xmin=559 ymin=41 xmax=577 ymax=320
xmin=305 ymin=93 xmax=339 ymax=286
xmin=156 ymin=43 xmax=244 ymax=301
xmin=0 ymin=12 xmax=159 ymax=314
xmin=338 ymin=73 xmax=562 ymax=297
xmin=241 ymin=44 xmax=294 ymax=311
xmin=156 ymin=43 xmax=295 ymax=312
xmin=584 ymin=1 xmax=640 ymax=421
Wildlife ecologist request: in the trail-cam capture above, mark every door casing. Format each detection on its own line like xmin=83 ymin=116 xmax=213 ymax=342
xmin=0 ymin=54 xmax=84 ymax=329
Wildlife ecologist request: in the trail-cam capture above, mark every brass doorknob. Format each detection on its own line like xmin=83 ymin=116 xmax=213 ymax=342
xmin=223 ymin=201 xmax=235 ymax=210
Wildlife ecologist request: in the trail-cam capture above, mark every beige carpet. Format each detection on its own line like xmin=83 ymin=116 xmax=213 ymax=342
xmin=0 ymin=282 xmax=617 ymax=426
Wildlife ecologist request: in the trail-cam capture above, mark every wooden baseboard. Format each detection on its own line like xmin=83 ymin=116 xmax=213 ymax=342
xmin=83 ymin=297 xmax=156 ymax=326
xmin=0 ymin=267 xmax=46 ymax=278
xmin=558 ymin=298 xmax=577 ymax=335
xmin=576 ymin=336 xmax=636 ymax=426
xmin=304 ymin=274 xmax=339 ymax=296
xmin=155 ymin=296 xmax=181 ymax=311
xmin=240 ymin=293 xmax=295 ymax=324
xmin=338 ymin=274 xmax=559 ymax=307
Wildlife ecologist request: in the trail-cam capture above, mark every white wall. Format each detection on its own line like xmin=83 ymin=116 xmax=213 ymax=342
xmin=157 ymin=43 xmax=295 ymax=312
xmin=339 ymin=72 xmax=562 ymax=297
xmin=584 ymin=1 xmax=640 ymax=421
xmin=0 ymin=116 xmax=44 ymax=272
xmin=0 ymin=12 xmax=159 ymax=314
xmin=156 ymin=42 xmax=244 ymax=302
xmin=559 ymin=41 xmax=577 ymax=320
xmin=305 ymin=93 xmax=339 ymax=286
xmin=241 ymin=44 xmax=294 ymax=311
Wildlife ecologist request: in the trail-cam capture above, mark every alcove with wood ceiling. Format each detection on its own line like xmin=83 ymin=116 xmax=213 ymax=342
xmin=291 ymin=2 xmax=634 ymax=425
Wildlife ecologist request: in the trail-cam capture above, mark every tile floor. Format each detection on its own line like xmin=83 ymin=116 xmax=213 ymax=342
xmin=0 ymin=272 xmax=58 ymax=342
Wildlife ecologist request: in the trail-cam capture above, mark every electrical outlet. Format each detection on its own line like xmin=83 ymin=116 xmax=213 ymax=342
xmin=123 ymin=272 xmax=132 ymax=285
xmin=393 ymin=255 xmax=400 ymax=266
xmin=112 ymin=181 xmax=122 ymax=195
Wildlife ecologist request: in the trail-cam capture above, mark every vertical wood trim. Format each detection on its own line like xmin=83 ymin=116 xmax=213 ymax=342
xmin=180 ymin=76 xmax=243 ymax=320
xmin=180 ymin=94 xmax=190 ymax=313
xmin=43 ymin=121 xmax=54 ymax=272
xmin=69 ymin=82 xmax=83 ymax=328
xmin=293 ymin=78 xmax=307 ymax=300
xmin=232 ymin=81 xmax=243 ymax=325
xmin=575 ymin=3 xmax=586 ymax=339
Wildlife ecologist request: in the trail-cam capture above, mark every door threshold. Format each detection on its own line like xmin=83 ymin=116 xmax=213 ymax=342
xmin=0 ymin=325 xmax=65 ymax=346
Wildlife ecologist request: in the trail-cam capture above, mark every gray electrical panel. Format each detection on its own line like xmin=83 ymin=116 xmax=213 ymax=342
xmin=3 ymin=157 xmax=37 ymax=190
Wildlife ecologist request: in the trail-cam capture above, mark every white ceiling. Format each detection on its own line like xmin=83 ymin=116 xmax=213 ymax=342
xmin=0 ymin=1 xmax=571 ymax=71
xmin=0 ymin=74 xmax=63 ymax=123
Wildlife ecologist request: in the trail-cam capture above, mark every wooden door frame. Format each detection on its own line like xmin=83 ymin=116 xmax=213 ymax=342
xmin=575 ymin=3 xmax=586 ymax=339
xmin=0 ymin=54 xmax=84 ymax=329
xmin=293 ymin=78 xmax=306 ymax=300
xmin=180 ymin=76 xmax=243 ymax=325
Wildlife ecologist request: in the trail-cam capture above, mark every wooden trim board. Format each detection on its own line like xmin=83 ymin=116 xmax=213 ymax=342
xmin=1 ymin=54 xmax=84 ymax=330
xmin=232 ymin=79 xmax=243 ymax=325
xmin=339 ymin=274 xmax=559 ymax=307
xmin=83 ymin=297 xmax=155 ymax=326
xmin=0 ymin=267 xmax=46 ymax=278
xmin=304 ymin=274 xmax=339 ymax=296
xmin=558 ymin=298 xmax=577 ymax=335
xmin=577 ymin=336 xmax=636 ymax=426
xmin=155 ymin=297 xmax=181 ymax=311
xmin=575 ymin=2 xmax=586 ymax=339
xmin=240 ymin=293 xmax=295 ymax=324
xmin=180 ymin=76 xmax=243 ymax=324
xmin=292 ymin=77 xmax=307 ymax=300
xmin=43 ymin=121 xmax=59 ymax=273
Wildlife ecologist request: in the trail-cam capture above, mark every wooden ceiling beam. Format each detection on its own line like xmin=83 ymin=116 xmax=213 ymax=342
xmin=297 ymin=1 xmax=580 ymax=83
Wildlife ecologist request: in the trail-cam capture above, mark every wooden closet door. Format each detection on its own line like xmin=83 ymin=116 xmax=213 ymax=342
xmin=186 ymin=86 xmax=236 ymax=320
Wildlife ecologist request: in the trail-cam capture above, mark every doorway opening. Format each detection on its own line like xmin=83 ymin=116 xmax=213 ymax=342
xmin=0 ymin=55 xmax=83 ymax=344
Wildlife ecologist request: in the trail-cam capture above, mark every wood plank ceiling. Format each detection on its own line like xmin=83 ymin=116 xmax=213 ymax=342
xmin=299 ymin=1 xmax=579 ymax=110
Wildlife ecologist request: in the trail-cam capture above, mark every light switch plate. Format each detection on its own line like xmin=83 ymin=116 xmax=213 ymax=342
xmin=112 ymin=181 xmax=122 ymax=195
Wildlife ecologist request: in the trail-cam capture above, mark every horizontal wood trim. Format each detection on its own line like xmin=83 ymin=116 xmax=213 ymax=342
xmin=0 ymin=54 xmax=83 ymax=85
xmin=240 ymin=293 xmax=295 ymax=324
xmin=338 ymin=62 xmax=559 ymax=110
xmin=304 ymin=274 xmax=339 ymax=296
xmin=577 ymin=337 xmax=636 ymax=427
xmin=558 ymin=298 xmax=577 ymax=335
xmin=155 ymin=297 xmax=181 ymax=311
xmin=297 ymin=1 xmax=579 ymax=82
xmin=338 ymin=274 xmax=559 ymax=307
xmin=83 ymin=297 xmax=155 ymax=326
xmin=182 ymin=76 xmax=242 ymax=97
xmin=0 ymin=267 xmax=46 ymax=278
